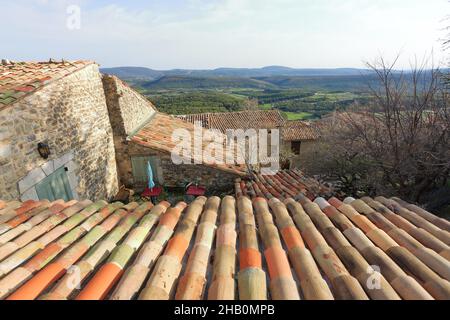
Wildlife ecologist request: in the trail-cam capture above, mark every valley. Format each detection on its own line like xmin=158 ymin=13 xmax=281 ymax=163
xmin=104 ymin=67 xmax=377 ymax=119
xmin=101 ymin=66 xmax=436 ymax=120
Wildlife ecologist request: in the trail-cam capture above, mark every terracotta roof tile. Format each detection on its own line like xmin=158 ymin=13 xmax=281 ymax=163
xmin=131 ymin=113 xmax=247 ymax=176
xmin=178 ymin=110 xmax=285 ymax=132
xmin=0 ymin=60 xmax=95 ymax=110
xmin=282 ymin=120 xmax=321 ymax=141
xmin=0 ymin=170 xmax=450 ymax=300
xmin=0 ymin=170 xmax=449 ymax=300
xmin=178 ymin=111 xmax=320 ymax=141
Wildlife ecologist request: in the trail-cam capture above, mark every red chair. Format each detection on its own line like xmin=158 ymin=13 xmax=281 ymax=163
xmin=186 ymin=185 xmax=206 ymax=196
xmin=185 ymin=183 xmax=206 ymax=202
xmin=142 ymin=186 xmax=163 ymax=203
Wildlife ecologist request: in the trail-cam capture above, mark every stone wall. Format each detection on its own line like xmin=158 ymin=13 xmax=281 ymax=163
xmin=114 ymin=140 xmax=239 ymax=193
xmin=0 ymin=64 xmax=119 ymax=201
xmin=101 ymin=74 xmax=238 ymax=192
xmin=287 ymin=140 xmax=319 ymax=171
xmin=102 ymin=75 xmax=156 ymax=137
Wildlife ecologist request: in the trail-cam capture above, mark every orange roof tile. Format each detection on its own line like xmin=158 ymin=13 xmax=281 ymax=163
xmin=178 ymin=110 xmax=285 ymax=132
xmin=0 ymin=170 xmax=449 ymax=300
xmin=282 ymin=120 xmax=320 ymax=141
xmin=0 ymin=60 xmax=95 ymax=110
xmin=131 ymin=113 xmax=247 ymax=176
xmin=178 ymin=111 xmax=320 ymax=141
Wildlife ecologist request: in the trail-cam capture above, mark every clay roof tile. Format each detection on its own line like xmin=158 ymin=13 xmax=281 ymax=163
xmin=0 ymin=60 xmax=95 ymax=110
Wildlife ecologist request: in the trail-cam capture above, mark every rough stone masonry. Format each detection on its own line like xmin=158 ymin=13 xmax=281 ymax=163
xmin=0 ymin=64 xmax=119 ymax=201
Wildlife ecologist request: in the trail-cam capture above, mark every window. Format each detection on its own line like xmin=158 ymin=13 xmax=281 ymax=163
xmin=291 ymin=141 xmax=301 ymax=155
xmin=131 ymin=156 xmax=163 ymax=186
xmin=36 ymin=167 xmax=74 ymax=201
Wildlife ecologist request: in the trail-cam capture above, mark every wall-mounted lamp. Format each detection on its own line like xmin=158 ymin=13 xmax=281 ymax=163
xmin=37 ymin=142 xmax=51 ymax=159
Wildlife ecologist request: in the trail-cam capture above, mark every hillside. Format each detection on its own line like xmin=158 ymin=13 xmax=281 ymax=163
xmin=100 ymin=65 xmax=374 ymax=80
xmin=148 ymin=91 xmax=249 ymax=114
xmin=255 ymin=75 xmax=379 ymax=91
xmin=101 ymin=66 xmax=439 ymax=121
xmin=140 ymin=75 xmax=277 ymax=90
xmin=100 ymin=66 xmax=164 ymax=80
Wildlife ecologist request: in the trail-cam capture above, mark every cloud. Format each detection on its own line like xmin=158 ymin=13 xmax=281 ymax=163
xmin=0 ymin=0 xmax=447 ymax=68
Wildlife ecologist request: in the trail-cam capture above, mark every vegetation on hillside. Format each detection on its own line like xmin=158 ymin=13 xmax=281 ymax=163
xmin=121 ymin=57 xmax=449 ymax=215
xmin=100 ymin=66 xmax=374 ymax=80
xmin=304 ymin=58 xmax=450 ymax=213
xmin=142 ymin=87 xmax=369 ymax=118
xmin=135 ymin=82 xmax=368 ymax=117
xmin=253 ymin=75 xmax=379 ymax=91
xmin=141 ymin=76 xmax=277 ymax=90
xmin=268 ymin=92 xmax=372 ymax=119
xmin=124 ymin=73 xmax=377 ymax=118
xmin=147 ymin=91 xmax=250 ymax=114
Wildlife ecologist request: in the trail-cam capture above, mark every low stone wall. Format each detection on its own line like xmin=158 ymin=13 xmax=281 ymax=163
xmin=102 ymin=75 xmax=156 ymax=137
xmin=0 ymin=64 xmax=119 ymax=201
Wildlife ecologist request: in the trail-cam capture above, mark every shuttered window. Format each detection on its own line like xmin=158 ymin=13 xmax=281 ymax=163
xmin=131 ymin=156 xmax=162 ymax=185
xmin=35 ymin=167 xmax=74 ymax=201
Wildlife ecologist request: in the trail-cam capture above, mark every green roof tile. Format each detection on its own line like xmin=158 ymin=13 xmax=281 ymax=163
xmin=0 ymin=60 xmax=94 ymax=109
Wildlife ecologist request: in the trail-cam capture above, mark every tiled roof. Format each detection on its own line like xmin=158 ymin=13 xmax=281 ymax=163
xmin=131 ymin=112 xmax=247 ymax=175
xmin=177 ymin=110 xmax=286 ymax=132
xmin=0 ymin=169 xmax=449 ymax=300
xmin=0 ymin=60 xmax=95 ymax=110
xmin=178 ymin=110 xmax=320 ymax=141
xmin=282 ymin=120 xmax=320 ymax=141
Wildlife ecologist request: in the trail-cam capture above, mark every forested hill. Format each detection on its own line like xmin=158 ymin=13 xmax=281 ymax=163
xmin=139 ymin=75 xmax=278 ymax=90
xmin=100 ymin=65 xmax=442 ymax=120
xmin=100 ymin=66 xmax=374 ymax=81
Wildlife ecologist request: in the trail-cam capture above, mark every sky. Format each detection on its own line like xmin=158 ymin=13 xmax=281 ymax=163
xmin=0 ymin=0 xmax=448 ymax=69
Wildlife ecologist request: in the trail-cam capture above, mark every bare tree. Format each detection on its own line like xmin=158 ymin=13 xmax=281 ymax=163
xmin=309 ymin=57 xmax=450 ymax=210
xmin=243 ymin=98 xmax=260 ymax=111
xmin=443 ymin=15 xmax=450 ymax=86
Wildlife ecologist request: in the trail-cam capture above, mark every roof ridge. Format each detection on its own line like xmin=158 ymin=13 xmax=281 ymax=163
xmin=0 ymin=60 xmax=96 ymax=110
xmin=178 ymin=109 xmax=282 ymax=117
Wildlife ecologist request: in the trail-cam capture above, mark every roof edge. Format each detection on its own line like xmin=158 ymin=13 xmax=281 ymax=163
xmin=0 ymin=60 xmax=96 ymax=111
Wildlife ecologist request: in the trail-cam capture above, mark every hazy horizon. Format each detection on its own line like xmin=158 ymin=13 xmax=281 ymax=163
xmin=1 ymin=0 xmax=448 ymax=69
xmin=100 ymin=64 xmax=444 ymax=71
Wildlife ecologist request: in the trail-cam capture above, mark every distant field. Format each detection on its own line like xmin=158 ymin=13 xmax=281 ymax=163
xmin=283 ymin=111 xmax=315 ymax=120
xmin=253 ymin=75 xmax=378 ymax=91
xmin=259 ymin=103 xmax=273 ymax=110
xmin=304 ymin=91 xmax=360 ymax=102
xmin=141 ymin=87 xmax=370 ymax=118
xmin=257 ymin=103 xmax=317 ymax=120
xmin=139 ymin=76 xmax=277 ymax=90
xmin=146 ymin=90 xmax=248 ymax=114
xmin=126 ymin=74 xmax=373 ymax=118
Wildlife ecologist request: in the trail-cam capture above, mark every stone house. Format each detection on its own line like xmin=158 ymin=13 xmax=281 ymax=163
xmin=104 ymin=75 xmax=245 ymax=192
xmin=281 ymin=119 xmax=321 ymax=169
xmin=178 ymin=110 xmax=286 ymax=133
xmin=0 ymin=61 xmax=119 ymax=202
xmin=178 ymin=110 xmax=321 ymax=170
xmin=0 ymin=60 xmax=245 ymax=202
xmin=0 ymin=60 xmax=319 ymax=202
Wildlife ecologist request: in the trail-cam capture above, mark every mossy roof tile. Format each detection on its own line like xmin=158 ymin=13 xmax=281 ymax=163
xmin=1 ymin=171 xmax=448 ymax=300
xmin=0 ymin=60 xmax=94 ymax=110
